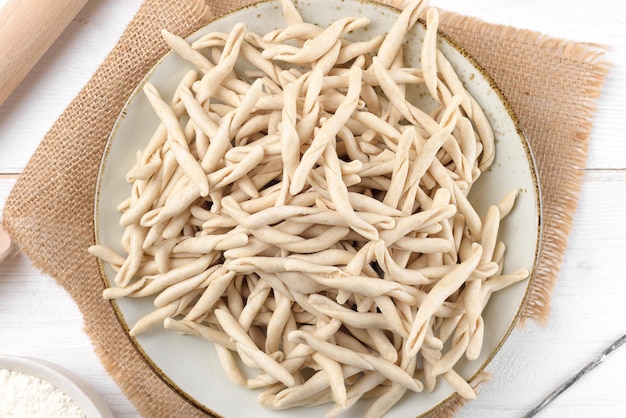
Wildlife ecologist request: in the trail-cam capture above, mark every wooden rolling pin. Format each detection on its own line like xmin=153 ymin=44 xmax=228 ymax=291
xmin=0 ymin=0 xmax=89 ymax=105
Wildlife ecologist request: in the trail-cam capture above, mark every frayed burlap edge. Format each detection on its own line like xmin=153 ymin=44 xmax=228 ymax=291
xmin=518 ymin=38 xmax=611 ymax=326
xmin=438 ymin=12 xmax=612 ymax=326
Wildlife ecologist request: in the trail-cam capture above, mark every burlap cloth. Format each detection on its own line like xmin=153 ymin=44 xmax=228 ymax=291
xmin=1 ymin=0 xmax=611 ymax=416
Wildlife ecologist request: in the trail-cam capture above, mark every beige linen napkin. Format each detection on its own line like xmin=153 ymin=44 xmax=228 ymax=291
xmin=1 ymin=0 xmax=610 ymax=416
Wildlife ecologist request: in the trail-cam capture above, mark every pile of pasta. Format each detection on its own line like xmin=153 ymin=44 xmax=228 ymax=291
xmin=90 ymin=0 xmax=530 ymax=416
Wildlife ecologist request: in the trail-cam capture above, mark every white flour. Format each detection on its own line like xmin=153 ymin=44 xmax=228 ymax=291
xmin=0 ymin=368 xmax=86 ymax=417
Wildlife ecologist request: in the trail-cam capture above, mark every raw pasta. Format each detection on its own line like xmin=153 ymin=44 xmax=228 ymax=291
xmin=90 ymin=0 xmax=530 ymax=416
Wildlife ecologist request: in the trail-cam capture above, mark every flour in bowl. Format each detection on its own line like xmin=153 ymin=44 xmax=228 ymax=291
xmin=0 ymin=368 xmax=86 ymax=417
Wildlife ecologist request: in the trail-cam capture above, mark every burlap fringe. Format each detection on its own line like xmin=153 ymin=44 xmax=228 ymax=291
xmin=377 ymin=1 xmax=612 ymax=326
xmin=438 ymin=12 xmax=611 ymax=326
xmin=520 ymin=39 xmax=611 ymax=326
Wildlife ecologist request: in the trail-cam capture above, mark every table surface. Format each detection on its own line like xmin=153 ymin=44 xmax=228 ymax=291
xmin=1 ymin=1 xmax=625 ymax=417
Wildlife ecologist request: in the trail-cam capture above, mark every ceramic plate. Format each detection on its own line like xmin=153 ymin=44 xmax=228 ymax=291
xmin=95 ymin=1 xmax=541 ymax=416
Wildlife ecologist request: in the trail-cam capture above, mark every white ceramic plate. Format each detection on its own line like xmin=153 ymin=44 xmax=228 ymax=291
xmin=0 ymin=355 xmax=114 ymax=418
xmin=95 ymin=1 xmax=541 ymax=416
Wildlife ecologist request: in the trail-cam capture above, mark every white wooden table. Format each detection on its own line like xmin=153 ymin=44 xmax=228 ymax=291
xmin=1 ymin=1 xmax=625 ymax=417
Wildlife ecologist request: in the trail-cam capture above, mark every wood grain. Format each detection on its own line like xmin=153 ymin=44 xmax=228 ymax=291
xmin=0 ymin=0 xmax=89 ymax=105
